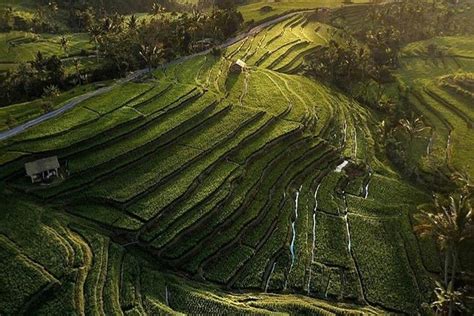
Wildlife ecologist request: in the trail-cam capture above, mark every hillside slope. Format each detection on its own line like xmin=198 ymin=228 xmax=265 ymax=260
xmin=0 ymin=12 xmax=448 ymax=314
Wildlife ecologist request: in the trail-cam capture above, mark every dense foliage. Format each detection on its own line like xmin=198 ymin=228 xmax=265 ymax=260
xmin=0 ymin=5 xmax=243 ymax=106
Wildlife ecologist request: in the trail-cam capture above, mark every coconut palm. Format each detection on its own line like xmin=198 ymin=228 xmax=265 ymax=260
xmin=139 ymin=43 xmax=164 ymax=74
xmin=59 ymin=36 xmax=69 ymax=57
xmin=451 ymin=170 xmax=474 ymax=197
xmin=151 ymin=3 xmax=165 ymax=16
xmin=72 ymin=58 xmax=81 ymax=85
xmin=416 ymin=193 xmax=473 ymax=316
xmin=397 ymin=115 xmax=430 ymax=142
xmin=431 ymin=281 xmax=465 ymax=316
xmin=88 ymin=24 xmax=102 ymax=63
xmin=128 ymin=15 xmax=138 ymax=30
xmin=415 ymin=194 xmax=473 ymax=287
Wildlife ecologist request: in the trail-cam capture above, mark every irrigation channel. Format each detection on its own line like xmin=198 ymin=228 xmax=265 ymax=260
xmin=307 ymin=182 xmax=321 ymax=294
xmin=0 ymin=10 xmax=315 ymax=142
xmin=289 ymin=185 xmax=303 ymax=269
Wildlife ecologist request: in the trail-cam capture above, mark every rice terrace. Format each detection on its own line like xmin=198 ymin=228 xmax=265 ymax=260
xmin=0 ymin=0 xmax=473 ymax=315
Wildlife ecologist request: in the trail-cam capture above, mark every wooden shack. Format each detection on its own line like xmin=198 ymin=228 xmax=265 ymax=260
xmin=25 ymin=156 xmax=60 ymax=183
xmin=230 ymin=59 xmax=247 ymax=74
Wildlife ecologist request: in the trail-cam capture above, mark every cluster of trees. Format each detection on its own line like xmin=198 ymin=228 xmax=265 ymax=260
xmin=195 ymin=0 xmax=247 ymax=11
xmin=0 ymin=1 xmax=184 ymax=33
xmin=305 ymin=39 xmax=370 ymax=88
xmin=304 ymin=35 xmax=393 ymax=109
xmin=85 ymin=8 xmax=242 ymax=77
xmin=305 ymin=0 xmax=470 ymax=100
xmin=0 ymin=3 xmax=243 ymax=106
xmin=0 ymin=3 xmax=61 ymax=33
xmin=415 ymin=171 xmax=473 ymax=315
xmin=385 ymin=113 xmax=473 ymax=315
xmin=37 ymin=0 xmax=177 ymax=15
xmin=358 ymin=0 xmax=473 ymax=45
xmin=0 ymin=52 xmax=66 ymax=106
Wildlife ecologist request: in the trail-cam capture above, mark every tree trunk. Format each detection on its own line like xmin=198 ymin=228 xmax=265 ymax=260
xmin=449 ymin=297 xmax=454 ymax=316
xmin=448 ymin=248 xmax=457 ymax=316
xmin=444 ymin=249 xmax=450 ymax=287
xmin=451 ymin=249 xmax=458 ymax=287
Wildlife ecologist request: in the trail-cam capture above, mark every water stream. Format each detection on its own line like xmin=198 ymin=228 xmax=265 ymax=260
xmin=289 ymin=186 xmax=302 ymax=268
xmin=363 ymin=169 xmax=372 ymax=199
xmin=353 ymin=128 xmax=358 ymax=158
xmin=343 ymin=213 xmax=352 ymax=252
xmin=343 ymin=120 xmax=348 ymax=146
xmin=341 ymin=194 xmax=352 ymax=253
xmin=446 ymin=131 xmax=452 ymax=163
xmin=427 ymin=132 xmax=434 ymax=155
xmin=307 ymin=183 xmax=321 ymax=294
xmin=265 ymin=262 xmax=277 ymax=293
xmin=165 ymin=285 xmax=169 ymax=306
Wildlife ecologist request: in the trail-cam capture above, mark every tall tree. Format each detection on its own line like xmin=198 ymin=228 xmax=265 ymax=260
xmin=397 ymin=115 xmax=430 ymax=143
xmin=59 ymin=36 xmax=69 ymax=57
xmin=415 ymin=193 xmax=473 ymax=293
xmin=139 ymin=43 xmax=164 ymax=74
xmin=431 ymin=281 xmax=465 ymax=316
xmin=88 ymin=24 xmax=102 ymax=63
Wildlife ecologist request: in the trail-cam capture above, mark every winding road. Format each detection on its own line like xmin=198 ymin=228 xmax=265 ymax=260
xmin=0 ymin=10 xmax=313 ymax=142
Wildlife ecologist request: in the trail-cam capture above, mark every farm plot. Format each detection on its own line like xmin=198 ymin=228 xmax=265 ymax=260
xmin=238 ymin=1 xmax=367 ymax=23
xmin=0 ymin=83 xmax=99 ymax=133
xmin=229 ymin=14 xmax=332 ymax=74
xmin=396 ymin=36 xmax=474 ymax=177
xmin=0 ymin=31 xmax=93 ymax=68
xmin=0 ymin=13 xmax=444 ymax=315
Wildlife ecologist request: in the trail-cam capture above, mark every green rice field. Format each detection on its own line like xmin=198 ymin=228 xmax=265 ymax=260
xmin=1 ymin=7 xmax=472 ymax=315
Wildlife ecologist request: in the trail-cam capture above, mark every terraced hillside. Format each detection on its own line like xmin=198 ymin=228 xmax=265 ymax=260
xmin=395 ymin=36 xmax=474 ymax=179
xmin=238 ymin=0 xmax=367 ymax=23
xmin=0 ymin=12 xmax=448 ymax=314
xmin=0 ymin=31 xmax=94 ymax=74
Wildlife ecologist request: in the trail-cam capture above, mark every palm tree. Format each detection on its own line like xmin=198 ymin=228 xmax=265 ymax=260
xmin=397 ymin=115 xmax=430 ymax=143
xmin=88 ymin=24 xmax=102 ymax=63
xmin=151 ymin=3 xmax=165 ymax=16
xmin=139 ymin=43 xmax=164 ymax=74
xmin=431 ymin=281 xmax=465 ymax=316
xmin=48 ymin=1 xmax=59 ymax=14
xmin=72 ymin=58 xmax=81 ymax=85
xmin=451 ymin=170 xmax=474 ymax=197
xmin=128 ymin=15 xmax=138 ymax=30
xmin=415 ymin=194 xmax=473 ymax=289
xmin=59 ymin=36 xmax=69 ymax=57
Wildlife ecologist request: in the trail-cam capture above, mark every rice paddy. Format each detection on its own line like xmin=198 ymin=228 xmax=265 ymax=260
xmin=0 ymin=9 xmax=468 ymax=314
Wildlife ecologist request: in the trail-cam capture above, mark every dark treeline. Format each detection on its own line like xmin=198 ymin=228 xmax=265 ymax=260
xmin=304 ymin=0 xmax=473 ymax=107
xmin=0 ymin=3 xmax=243 ymax=106
xmin=0 ymin=0 xmax=186 ymax=33
xmin=37 ymin=0 xmax=177 ymax=14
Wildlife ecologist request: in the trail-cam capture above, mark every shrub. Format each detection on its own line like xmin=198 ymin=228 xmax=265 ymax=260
xmin=259 ymin=6 xmax=273 ymax=13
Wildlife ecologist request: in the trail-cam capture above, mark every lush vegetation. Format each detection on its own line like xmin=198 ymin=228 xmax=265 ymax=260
xmin=0 ymin=0 xmax=473 ymax=315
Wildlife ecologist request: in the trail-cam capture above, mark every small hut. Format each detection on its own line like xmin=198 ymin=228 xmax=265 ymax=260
xmin=25 ymin=156 xmax=60 ymax=183
xmin=230 ymin=59 xmax=247 ymax=74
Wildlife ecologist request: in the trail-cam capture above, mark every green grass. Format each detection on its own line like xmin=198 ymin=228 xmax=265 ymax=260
xmin=0 ymin=83 xmax=100 ymax=132
xmin=395 ymin=35 xmax=474 ymax=178
xmin=350 ymin=215 xmax=421 ymax=313
xmin=238 ymin=1 xmax=366 ymax=23
xmin=0 ymin=31 xmax=93 ymax=66
xmin=0 ymin=11 xmax=454 ymax=315
xmin=0 ymin=234 xmax=54 ymax=315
